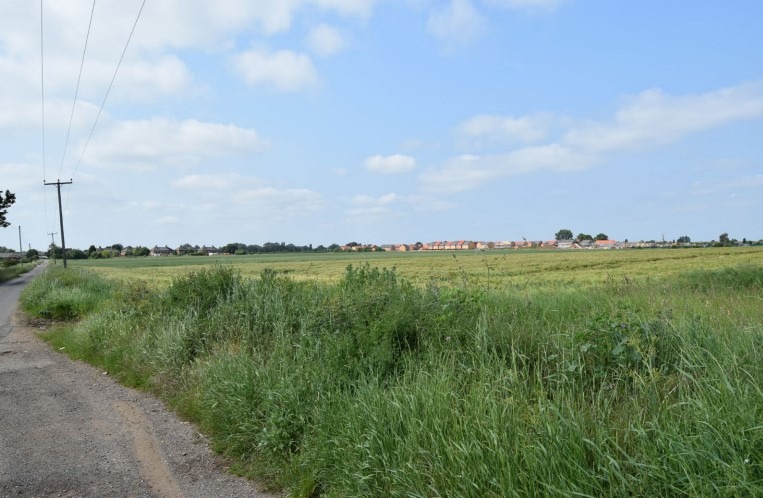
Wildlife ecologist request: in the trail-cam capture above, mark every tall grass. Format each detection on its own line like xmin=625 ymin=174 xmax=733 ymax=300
xmin=0 ymin=261 xmax=38 ymax=283
xmin=24 ymin=263 xmax=763 ymax=496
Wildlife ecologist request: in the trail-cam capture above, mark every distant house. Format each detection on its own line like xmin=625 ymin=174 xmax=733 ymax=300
xmin=150 ymin=245 xmax=174 ymax=256
xmin=200 ymin=245 xmax=219 ymax=255
xmin=557 ymin=239 xmax=575 ymax=249
xmin=594 ymin=240 xmax=617 ymax=249
xmin=176 ymin=243 xmax=195 ymax=255
xmin=120 ymin=246 xmax=133 ymax=256
xmin=578 ymin=240 xmax=594 ymax=249
xmin=476 ymin=241 xmax=495 ymax=250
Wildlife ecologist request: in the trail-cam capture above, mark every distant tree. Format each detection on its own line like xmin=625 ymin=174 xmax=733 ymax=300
xmin=595 ymin=233 xmax=609 ymax=241
xmin=132 ymin=246 xmax=150 ymax=257
xmin=328 ymin=243 xmax=340 ymax=252
xmin=719 ymin=233 xmax=731 ymax=246
xmin=111 ymin=243 xmax=124 ymax=251
xmin=24 ymin=249 xmax=39 ymax=261
xmin=49 ymin=245 xmax=63 ymax=258
xmin=577 ymin=233 xmax=593 ymax=241
xmin=346 ymin=241 xmax=359 ymax=247
xmin=223 ymin=242 xmax=247 ymax=254
xmin=677 ymin=235 xmax=691 ymax=243
xmin=315 ymin=244 xmax=327 ymax=252
xmin=0 ymin=189 xmax=16 ymax=228
xmin=555 ymin=229 xmax=573 ymax=241
xmin=67 ymin=249 xmax=88 ymax=259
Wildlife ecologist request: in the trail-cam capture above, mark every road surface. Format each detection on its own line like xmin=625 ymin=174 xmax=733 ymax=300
xmin=0 ymin=265 xmax=277 ymax=497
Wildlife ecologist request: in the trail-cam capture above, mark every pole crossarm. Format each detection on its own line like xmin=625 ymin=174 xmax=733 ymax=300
xmin=44 ymin=179 xmax=73 ymax=268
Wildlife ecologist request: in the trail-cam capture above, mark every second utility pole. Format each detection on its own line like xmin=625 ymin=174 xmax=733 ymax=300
xmin=44 ymin=179 xmax=72 ymax=268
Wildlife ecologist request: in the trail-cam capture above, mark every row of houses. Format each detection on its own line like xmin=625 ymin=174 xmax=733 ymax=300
xmin=378 ymin=239 xmax=625 ymax=251
xmin=144 ymin=245 xmax=220 ymax=256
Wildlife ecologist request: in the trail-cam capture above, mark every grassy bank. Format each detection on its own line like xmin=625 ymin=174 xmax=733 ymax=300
xmin=0 ymin=261 xmax=39 ymax=283
xmin=22 ymin=263 xmax=763 ymax=496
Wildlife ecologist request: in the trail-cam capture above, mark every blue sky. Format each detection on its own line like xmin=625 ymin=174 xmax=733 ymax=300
xmin=1 ymin=0 xmax=762 ymax=250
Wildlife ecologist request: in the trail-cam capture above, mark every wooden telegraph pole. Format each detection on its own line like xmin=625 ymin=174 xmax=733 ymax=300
xmin=44 ymin=179 xmax=72 ymax=268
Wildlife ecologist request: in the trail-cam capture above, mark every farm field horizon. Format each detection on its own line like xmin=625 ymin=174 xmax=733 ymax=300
xmin=70 ymin=246 xmax=763 ymax=290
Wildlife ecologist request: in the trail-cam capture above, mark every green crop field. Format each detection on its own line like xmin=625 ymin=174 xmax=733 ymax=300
xmin=71 ymin=246 xmax=763 ymax=290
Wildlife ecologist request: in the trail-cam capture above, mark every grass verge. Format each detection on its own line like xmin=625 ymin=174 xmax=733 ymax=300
xmin=0 ymin=261 xmax=39 ymax=283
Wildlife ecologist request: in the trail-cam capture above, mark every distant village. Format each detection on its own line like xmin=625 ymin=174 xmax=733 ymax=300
xmin=135 ymin=237 xmax=737 ymax=257
xmin=2 ymin=234 xmax=756 ymax=261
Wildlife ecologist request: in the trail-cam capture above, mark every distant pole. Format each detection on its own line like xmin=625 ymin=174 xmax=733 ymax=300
xmin=48 ymin=232 xmax=58 ymax=265
xmin=44 ymin=179 xmax=72 ymax=268
xmin=18 ymin=225 xmax=22 ymax=253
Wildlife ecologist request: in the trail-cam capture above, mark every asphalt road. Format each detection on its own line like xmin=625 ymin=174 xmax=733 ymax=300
xmin=0 ymin=263 xmax=46 ymax=341
xmin=0 ymin=265 xmax=277 ymax=497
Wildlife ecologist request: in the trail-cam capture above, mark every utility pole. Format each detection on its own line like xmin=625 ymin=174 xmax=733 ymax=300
xmin=44 ymin=179 xmax=72 ymax=268
xmin=48 ymin=232 xmax=58 ymax=265
xmin=18 ymin=225 xmax=22 ymax=254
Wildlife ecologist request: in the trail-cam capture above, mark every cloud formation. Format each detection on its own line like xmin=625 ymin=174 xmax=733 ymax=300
xmin=365 ymin=154 xmax=417 ymax=173
xmin=82 ymin=118 xmax=267 ymax=169
xmin=233 ymin=48 xmax=319 ymax=91
xmin=423 ymin=80 xmax=763 ymax=194
xmin=306 ymin=24 xmax=347 ymax=56
xmin=427 ymin=0 xmax=485 ymax=49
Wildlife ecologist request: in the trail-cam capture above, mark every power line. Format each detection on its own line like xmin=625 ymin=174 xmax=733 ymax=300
xmin=58 ymin=0 xmax=97 ymax=180
xmin=40 ymin=0 xmax=50 ymax=233
xmin=69 ymin=0 xmax=146 ymax=186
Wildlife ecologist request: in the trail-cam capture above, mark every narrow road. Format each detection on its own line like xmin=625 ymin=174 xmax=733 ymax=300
xmin=0 ymin=263 xmax=47 ymax=341
xmin=0 ymin=265 xmax=277 ymax=497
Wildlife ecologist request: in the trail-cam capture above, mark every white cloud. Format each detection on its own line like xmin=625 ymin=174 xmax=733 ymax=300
xmin=419 ymin=145 xmax=595 ymax=193
xmin=424 ymin=80 xmax=763 ymax=194
xmin=172 ymin=174 xmax=234 ymax=190
xmin=233 ymin=48 xmax=319 ymax=91
xmin=427 ymin=0 xmax=486 ymax=48
xmin=82 ymin=118 xmax=267 ymax=169
xmin=345 ymin=193 xmax=400 ymax=217
xmin=692 ymin=174 xmax=763 ymax=196
xmin=306 ymin=24 xmax=347 ymax=56
xmin=0 ymin=163 xmax=41 ymax=189
xmin=365 ymin=154 xmax=417 ymax=173
xmin=154 ymin=216 xmax=179 ymax=224
xmin=419 ymin=154 xmax=496 ymax=193
xmin=564 ymin=81 xmax=763 ymax=153
xmin=232 ymin=187 xmax=324 ymax=219
xmin=484 ymin=0 xmax=566 ymax=13
xmin=172 ymin=173 xmax=264 ymax=190
xmin=458 ymin=113 xmax=556 ymax=144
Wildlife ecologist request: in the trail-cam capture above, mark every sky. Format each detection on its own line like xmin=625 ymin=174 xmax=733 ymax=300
xmin=1 ymin=0 xmax=762 ymax=251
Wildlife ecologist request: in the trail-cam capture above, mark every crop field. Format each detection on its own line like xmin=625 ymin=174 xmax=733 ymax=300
xmin=71 ymin=246 xmax=763 ymax=290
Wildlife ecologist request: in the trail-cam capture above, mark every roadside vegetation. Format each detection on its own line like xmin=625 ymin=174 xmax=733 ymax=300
xmin=20 ymin=256 xmax=763 ymax=497
xmin=0 ymin=260 xmax=39 ymax=283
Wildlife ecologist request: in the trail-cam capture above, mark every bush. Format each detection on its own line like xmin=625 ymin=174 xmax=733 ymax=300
xmin=20 ymin=267 xmax=114 ymax=319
